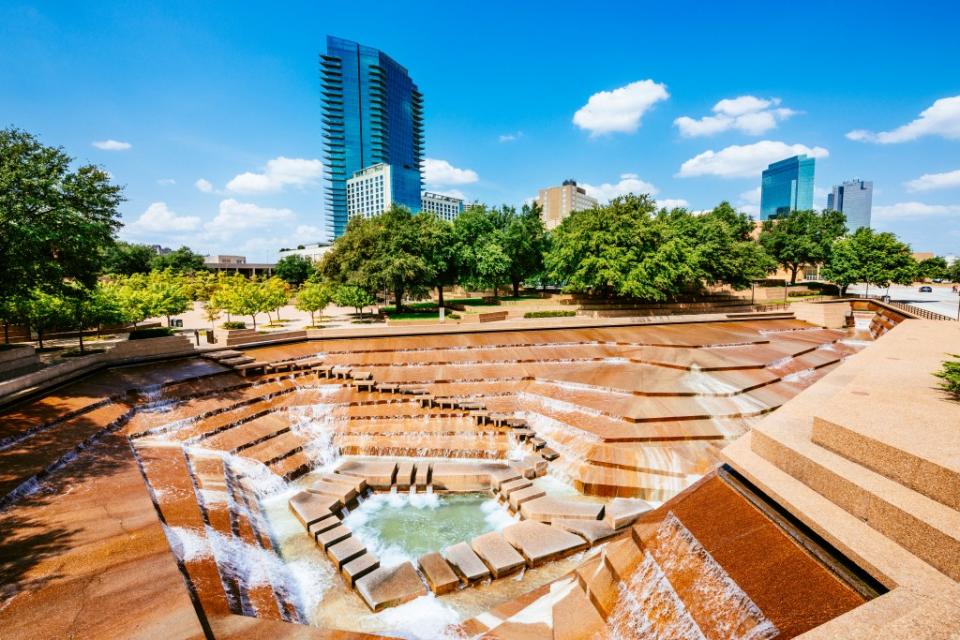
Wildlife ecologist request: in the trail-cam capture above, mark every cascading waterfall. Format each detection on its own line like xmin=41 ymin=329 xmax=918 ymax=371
xmin=288 ymin=385 xmax=343 ymax=471
xmin=607 ymin=512 xmax=778 ymax=640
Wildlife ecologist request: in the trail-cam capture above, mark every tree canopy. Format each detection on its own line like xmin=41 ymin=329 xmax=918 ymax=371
xmin=821 ymin=227 xmax=916 ymax=295
xmin=759 ymin=209 xmax=847 ymax=284
xmin=274 ymin=254 xmax=316 ymax=286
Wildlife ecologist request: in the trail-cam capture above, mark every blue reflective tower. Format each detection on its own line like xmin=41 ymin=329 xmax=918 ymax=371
xmin=759 ymin=155 xmax=816 ymax=220
xmin=321 ymin=36 xmax=424 ymax=237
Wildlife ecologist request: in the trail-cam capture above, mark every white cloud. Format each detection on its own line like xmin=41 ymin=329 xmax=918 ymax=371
xmin=739 ymin=187 xmax=761 ymax=205
xmin=573 ymin=80 xmax=669 ymax=136
xmin=498 ymin=131 xmax=523 ymax=143
xmin=423 ymin=158 xmax=478 ymax=186
xmin=126 ymin=202 xmax=201 ymax=234
xmin=428 ymin=188 xmax=467 ymax=200
xmin=677 ymin=140 xmax=829 ymax=178
xmin=905 ymin=169 xmax=960 ymax=192
xmin=847 ymin=95 xmax=960 ymax=143
xmin=206 ymin=199 xmax=294 ymax=231
xmin=873 ymin=201 xmax=960 ymax=220
xmin=157 ymin=178 xmax=176 ymax=186
xmin=294 ymin=225 xmax=326 ymax=239
xmin=92 ymin=139 xmax=131 ymax=151
xmin=195 ymin=178 xmax=214 ymax=193
xmin=581 ymin=173 xmax=658 ymax=202
xmin=674 ymin=96 xmax=798 ymax=137
xmin=657 ymin=198 xmax=690 ymax=210
xmin=226 ymin=157 xmax=323 ymax=194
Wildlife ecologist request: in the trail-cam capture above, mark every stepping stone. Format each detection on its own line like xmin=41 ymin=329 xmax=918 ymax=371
xmin=221 ymin=356 xmax=254 ymax=366
xmin=540 ymin=447 xmax=559 ymax=461
xmin=418 ymin=552 xmax=459 ymax=595
xmin=513 ymin=429 xmax=535 ymax=442
xmin=414 ymin=463 xmax=431 ymax=489
xmin=207 ymin=350 xmax=243 ymax=361
xmin=603 ymin=498 xmax=652 ymax=529
xmin=506 ymin=418 xmax=528 ymax=429
xmin=337 ymin=460 xmax=397 ymax=489
xmin=490 ymin=467 xmax=522 ymax=491
xmin=520 ymin=496 xmax=604 ymax=524
xmin=342 ymin=553 xmax=380 ymax=587
xmin=395 ymin=462 xmax=415 ymax=490
xmin=470 ymin=532 xmax=526 ymax=578
xmin=307 ymin=514 xmax=341 ymax=538
xmin=443 ymin=542 xmax=491 ymax=584
xmin=552 ymin=519 xmax=618 ymax=545
xmin=307 ymin=481 xmax=353 ymax=504
xmin=316 ymin=524 xmax=351 ymax=551
xmin=498 ymin=477 xmax=533 ymax=499
xmin=502 ymin=521 xmax=588 ymax=567
xmin=327 ymin=537 xmax=366 ymax=570
xmin=351 ymin=370 xmax=373 ymax=380
xmin=508 ymin=485 xmax=546 ymax=511
xmin=289 ymin=491 xmax=340 ymax=528
xmin=314 ymin=474 xmax=366 ymax=502
xmin=529 ymin=437 xmax=546 ymax=450
xmin=355 ymin=562 xmax=427 ymax=611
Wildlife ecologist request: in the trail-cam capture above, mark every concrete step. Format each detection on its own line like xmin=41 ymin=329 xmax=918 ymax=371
xmin=750 ymin=419 xmax=960 ymax=582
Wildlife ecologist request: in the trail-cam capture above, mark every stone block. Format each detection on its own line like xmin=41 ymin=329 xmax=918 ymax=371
xmin=443 ymin=542 xmax=491 ymax=583
xmin=288 ymin=491 xmax=340 ymax=528
xmin=315 ymin=524 xmax=351 ymax=551
xmin=470 ymin=532 xmax=526 ymax=578
xmin=552 ymin=519 xmax=618 ymax=545
xmin=337 ymin=460 xmax=397 ymax=490
xmin=342 ymin=553 xmax=379 ymax=587
xmin=418 ymin=552 xmax=459 ymax=594
xmin=520 ymin=496 xmax=604 ymax=524
xmin=502 ymin=521 xmax=587 ymax=566
xmin=327 ymin=537 xmax=366 ymax=570
xmin=508 ymin=485 xmax=546 ymax=511
xmin=415 ymin=463 xmax=431 ymax=489
xmin=306 ymin=514 xmax=340 ymax=538
xmin=498 ymin=477 xmax=532 ymax=499
xmin=395 ymin=462 xmax=415 ymax=489
xmin=355 ymin=562 xmax=427 ymax=611
xmin=603 ymin=497 xmax=652 ymax=529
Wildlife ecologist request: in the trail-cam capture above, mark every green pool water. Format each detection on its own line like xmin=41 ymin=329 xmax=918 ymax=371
xmin=344 ymin=491 xmax=511 ymax=559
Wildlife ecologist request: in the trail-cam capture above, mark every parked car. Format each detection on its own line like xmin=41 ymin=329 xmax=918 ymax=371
xmin=919 ymin=285 xmax=933 ymax=293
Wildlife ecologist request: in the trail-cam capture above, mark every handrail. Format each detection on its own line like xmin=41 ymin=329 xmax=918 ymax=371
xmin=849 ymin=294 xmax=957 ymax=322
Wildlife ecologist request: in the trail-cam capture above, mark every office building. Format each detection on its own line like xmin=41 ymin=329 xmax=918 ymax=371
xmin=321 ymin=36 xmax=424 ymax=237
xmin=536 ymin=179 xmax=598 ymax=230
xmin=421 ymin=191 xmax=463 ymax=222
xmin=346 ymin=163 xmax=392 ymax=220
xmin=827 ymin=179 xmax=873 ymax=230
xmin=278 ymin=242 xmax=332 ymax=263
xmin=759 ymin=155 xmax=816 ymax=220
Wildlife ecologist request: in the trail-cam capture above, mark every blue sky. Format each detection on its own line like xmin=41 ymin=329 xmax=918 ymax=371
xmin=2 ymin=1 xmax=959 ymax=260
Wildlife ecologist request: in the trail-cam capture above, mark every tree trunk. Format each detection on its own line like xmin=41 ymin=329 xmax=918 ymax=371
xmin=512 ymin=279 xmax=520 ymax=298
xmin=78 ymin=330 xmax=85 ymax=354
xmin=437 ymin=285 xmax=444 ymax=308
xmin=394 ymin=287 xmax=403 ymax=313
xmin=37 ymin=327 xmax=44 ymax=350
xmin=251 ymin=314 xmax=257 ymax=329
xmin=310 ymin=310 xmax=315 ymax=326
xmin=789 ymin=265 xmax=799 ymax=285
xmin=3 ymin=322 xmax=8 ymax=344
xmin=276 ymin=307 xmax=282 ymax=321
xmin=493 ymin=282 xmax=499 ymax=298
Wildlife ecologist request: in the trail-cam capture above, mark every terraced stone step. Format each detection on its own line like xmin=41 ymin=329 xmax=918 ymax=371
xmin=418 ymin=552 xmax=459 ymax=594
xmin=520 ymin=496 xmax=604 ymax=524
xmin=443 ymin=542 xmax=491 ymax=583
xmin=288 ymin=491 xmax=340 ymax=528
xmin=342 ymin=553 xmax=380 ymax=587
xmin=470 ymin=532 xmax=526 ymax=578
xmin=355 ymin=561 xmax=427 ymax=611
xmin=502 ymin=521 xmax=588 ymax=566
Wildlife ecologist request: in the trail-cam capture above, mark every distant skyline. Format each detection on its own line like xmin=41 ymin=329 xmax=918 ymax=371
xmin=2 ymin=1 xmax=959 ymax=259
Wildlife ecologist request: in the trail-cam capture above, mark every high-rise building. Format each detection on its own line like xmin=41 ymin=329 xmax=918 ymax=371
xmin=421 ymin=191 xmax=463 ymax=222
xmin=321 ymin=36 xmax=424 ymax=237
xmin=346 ymin=163 xmax=392 ymax=220
xmin=536 ymin=179 xmax=598 ymax=230
xmin=827 ymin=179 xmax=873 ymax=230
xmin=759 ymin=155 xmax=816 ymax=220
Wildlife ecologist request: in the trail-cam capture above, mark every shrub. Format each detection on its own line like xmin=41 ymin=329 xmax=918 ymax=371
xmin=128 ymin=327 xmax=174 ymax=340
xmin=221 ymin=321 xmax=247 ymax=330
xmin=935 ymin=356 xmax=960 ymax=399
xmin=523 ymin=310 xmax=576 ymax=318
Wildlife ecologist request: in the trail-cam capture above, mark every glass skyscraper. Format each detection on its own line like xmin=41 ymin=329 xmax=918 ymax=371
xmin=827 ymin=179 xmax=873 ymax=230
xmin=321 ymin=36 xmax=424 ymax=237
xmin=759 ymin=155 xmax=816 ymax=220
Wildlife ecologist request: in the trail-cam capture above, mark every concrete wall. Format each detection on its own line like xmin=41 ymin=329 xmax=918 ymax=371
xmin=791 ymin=301 xmax=852 ymax=328
xmin=0 ymin=345 xmax=40 ymax=376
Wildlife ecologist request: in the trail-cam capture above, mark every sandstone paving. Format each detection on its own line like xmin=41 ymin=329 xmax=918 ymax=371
xmin=470 ymin=531 xmax=526 ymax=578
xmin=519 ymin=495 xmax=604 ymax=523
xmin=355 ymin=561 xmax=427 ymax=611
xmin=443 ymin=541 xmax=491 ymax=583
xmin=502 ymin=521 xmax=587 ymax=566
xmin=418 ymin=551 xmax=460 ymax=594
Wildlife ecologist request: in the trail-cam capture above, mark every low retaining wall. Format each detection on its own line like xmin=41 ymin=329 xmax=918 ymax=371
xmin=791 ymin=301 xmax=852 ymax=328
xmin=0 ymin=345 xmax=40 ymax=377
xmin=460 ymin=311 xmax=509 ymax=324
xmin=224 ymin=329 xmax=308 ymax=347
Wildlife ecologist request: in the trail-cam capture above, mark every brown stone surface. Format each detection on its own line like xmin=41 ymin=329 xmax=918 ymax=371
xmin=327 ymin=537 xmax=367 ymax=570
xmin=341 ymin=553 xmax=380 ymax=587
xmin=502 ymin=521 xmax=588 ymax=566
xmin=395 ymin=461 xmax=415 ymax=489
xmin=443 ymin=541 xmax=491 ymax=583
xmin=337 ymin=460 xmax=397 ymax=490
xmin=552 ymin=518 xmax=618 ymax=545
xmin=307 ymin=514 xmax=342 ymax=538
xmin=603 ymin=497 xmax=652 ymax=529
xmin=418 ymin=551 xmax=459 ymax=594
xmin=552 ymin=583 xmax=606 ymax=640
xmin=519 ymin=495 xmax=604 ymax=523
xmin=508 ymin=485 xmax=546 ymax=510
xmin=316 ymin=525 xmax=351 ymax=551
xmin=289 ymin=491 xmax=340 ymax=527
xmin=498 ymin=477 xmax=533 ymax=498
xmin=354 ymin=561 xmax=427 ymax=611
xmin=470 ymin=532 xmax=526 ymax=578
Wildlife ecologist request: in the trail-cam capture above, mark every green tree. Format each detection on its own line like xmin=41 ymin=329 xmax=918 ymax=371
xmin=688 ymin=202 xmax=776 ymax=289
xmin=822 ymin=227 xmax=916 ymax=296
xmin=101 ymin=241 xmax=156 ymax=276
xmin=201 ymin=299 xmax=222 ymax=331
xmin=321 ymin=206 xmax=433 ymax=311
xmin=418 ymin=213 xmax=458 ymax=307
xmin=295 ymin=281 xmax=334 ymax=326
xmin=334 ymin=284 xmax=376 ymax=315
xmin=64 ymin=282 xmax=125 ymax=353
xmin=23 ymin=289 xmax=69 ymax=349
xmin=917 ymin=256 xmax=948 ymax=281
xmin=0 ymin=127 xmax=124 ymax=302
xmin=274 ymin=254 xmax=316 ymax=286
xmin=151 ymin=246 xmax=206 ymax=273
xmin=503 ymin=203 xmax=548 ymax=297
xmin=452 ymin=204 xmax=512 ymax=295
xmin=146 ymin=270 xmax=191 ymax=326
xmin=262 ymin=277 xmax=290 ymax=322
xmin=219 ymin=277 xmax=272 ymax=329
xmin=759 ymin=209 xmax=848 ymax=284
